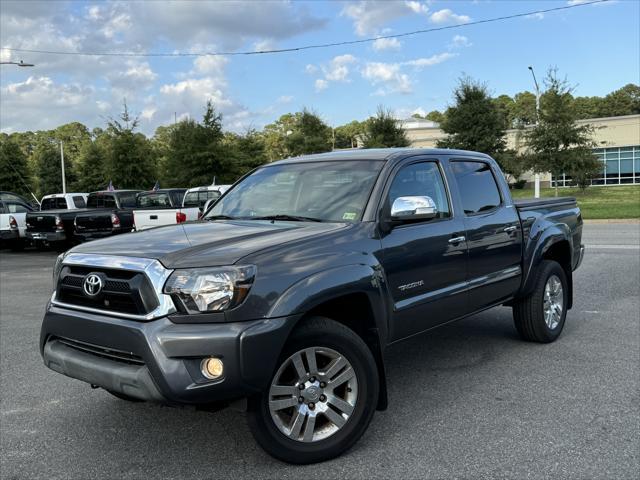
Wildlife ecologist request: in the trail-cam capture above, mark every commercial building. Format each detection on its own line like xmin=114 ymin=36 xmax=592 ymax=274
xmin=402 ymin=114 xmax=640 ymax=187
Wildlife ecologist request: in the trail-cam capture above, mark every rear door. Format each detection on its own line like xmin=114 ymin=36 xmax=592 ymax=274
xmin=379 ymin=157 xmax=469 ymax=341
xmin=448 ymin=159 xmax=522 ymax=310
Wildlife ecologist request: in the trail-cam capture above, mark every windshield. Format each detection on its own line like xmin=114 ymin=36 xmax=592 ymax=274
xmin=87 ymin=193 xmax=116 ymax=208
xmin=41 ymin=197 xmax=68 ymax=210
xmin=183 ymin=189 xmax=221 ymax=208
xmin=207 ymin=160 xmax=383 ymax=222
xmin=137 ymin=192 xmax=172 ymax=208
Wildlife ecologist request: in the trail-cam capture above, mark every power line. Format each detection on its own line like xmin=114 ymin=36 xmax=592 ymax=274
xmin=2 ymin=0 xmax=610 ymax=58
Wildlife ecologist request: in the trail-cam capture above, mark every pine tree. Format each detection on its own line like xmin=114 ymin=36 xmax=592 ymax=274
xmin=362 ymin=106 xmax=410 ymax=148
xmin=0 ymin=136 xmax=32 ymax=196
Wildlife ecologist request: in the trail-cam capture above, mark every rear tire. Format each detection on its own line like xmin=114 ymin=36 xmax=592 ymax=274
xmin=513 ymin=260 xmax=568 ymax=343
xmin=247 ymin=317 xmax=379 ymax=464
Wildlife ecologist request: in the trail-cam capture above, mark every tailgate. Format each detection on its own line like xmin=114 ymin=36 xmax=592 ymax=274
xmin=133 ymin=209 xmax=177 ymax=230
xmin=26 ymin=213 xmax=57 ymax=232
xmin=75 ymin=213 xmax=113 ymax=232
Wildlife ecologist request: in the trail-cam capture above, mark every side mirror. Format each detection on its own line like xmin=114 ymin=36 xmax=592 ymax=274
xmin=390 ymin=196 xmax=438 ymax=221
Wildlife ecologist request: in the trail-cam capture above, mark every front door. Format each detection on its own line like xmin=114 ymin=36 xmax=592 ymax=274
xmin=379 ymin=159 xmax=468 ymax=342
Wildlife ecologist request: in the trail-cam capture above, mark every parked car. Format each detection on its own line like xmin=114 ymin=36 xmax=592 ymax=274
xmin=132 ymin=188 xmax=189 ymax=231
xmin=40 ymin=149 xmax=584 ymax=464
xmin=0 ymin=192 xmax=35 ymax=250
xmin=73 ymin=190 xmax=140 ymax=242
xmin=26 ymin=190 xmax=139 ymax=248
xmin=40 ymin=193 xmax=89 ymax=211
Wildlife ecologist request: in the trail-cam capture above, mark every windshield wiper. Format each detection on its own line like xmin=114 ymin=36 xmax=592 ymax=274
xmin=248 ymin=214 xmax=324 ymax=222
xmin=205 ymin=215 xmax=236 ymax=221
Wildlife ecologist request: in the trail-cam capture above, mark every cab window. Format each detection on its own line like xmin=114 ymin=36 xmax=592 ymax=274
xmin=387 ymin=162 xmax=451 ymax=219
xmin=451 ymin=161 xmax=502 ymax=215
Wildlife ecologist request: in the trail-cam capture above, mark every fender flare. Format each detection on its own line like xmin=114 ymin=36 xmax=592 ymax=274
xmin=520 ymin=222 xmax=574 ymax=299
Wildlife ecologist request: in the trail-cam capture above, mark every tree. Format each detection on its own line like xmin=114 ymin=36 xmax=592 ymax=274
xmin=75 ymin=141 xmax=107 ymax=192
xmin=525 ymin=69 xmax=597 ymax=196
xmin=426 ymin=110 xmax=445 ymax=123
xmin=163 ymin=101 xmax=231 ymax=186
xmin=334 ymin=120 xmax=365 ymax=149
xmin=103 ymin=102 xmax=156 ymax=189
xmin=599 ymin=84 xmax=640 ymax=117
xmin=263 ymin=110 xmax=332 ymax=160
xmin=0 ymin=136 xmax=33 ymax=196
xmin=567 ymin=154 xmax=603 ymax=192
xmin=33 ymin=141 xmax=65 ymax=196
xmin=437 ymin=77 xmax=507 ymax=158
xmin=512 ymin=91 xmax=538 ymax=127
xmin=223 ymin=130 xmax=268 ymax=179
xmin=493 ymin=94 xmax=516 ymax=128
xmin=362 ymin=106 xmax=410 ymax=148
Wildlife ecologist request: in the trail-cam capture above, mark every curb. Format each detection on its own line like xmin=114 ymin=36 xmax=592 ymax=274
xmin=583 ymin=219 xmax=640 ymax=224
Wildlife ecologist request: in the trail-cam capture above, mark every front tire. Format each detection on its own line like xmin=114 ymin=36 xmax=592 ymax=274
xmin=247 ymin=317 xmax=379 ymax=464
xmin=513 ymin=260 xmax=568 ymax=343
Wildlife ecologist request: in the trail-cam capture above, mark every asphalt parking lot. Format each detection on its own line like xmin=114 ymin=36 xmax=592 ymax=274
xmin=1 ymin=223 xmax=638 ymax=479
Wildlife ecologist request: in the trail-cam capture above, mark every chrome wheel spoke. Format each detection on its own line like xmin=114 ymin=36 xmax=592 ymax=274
xmin=304 ymin=348 xmax=318 ymax=376
xmin=270 ymin=396 xmax=299 ymax=412
xmin=328 ymin=395 xmax=354 ymax=416
xmin=270 ymin=384 xmax=298 ymax=396
xmin=302 ymin=414 xmax=316 ymax=442
xmin=290 ymin=352 xmax=307 ymax=380
xmin=288 ymin=409 xmax=305 ymax=439
xmin=329 ymin=366 xmax=355 ymax=389
xmin=543 ymin=274 xmax=564 ymax=330
xmin=324 ymin=356 xmax=347 ymax=380
xmin=323 ymin=407 xmax=347 ymax=428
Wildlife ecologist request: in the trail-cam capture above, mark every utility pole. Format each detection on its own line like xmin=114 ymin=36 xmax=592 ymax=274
xmin=60 ymin=141 xmax=66 ymax=194
xmin=528 ymin=66 xmax=541 ymax=198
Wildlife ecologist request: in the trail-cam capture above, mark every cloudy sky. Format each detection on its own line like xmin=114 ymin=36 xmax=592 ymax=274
xmin=1 ymin=0 xmax=638 ymax=135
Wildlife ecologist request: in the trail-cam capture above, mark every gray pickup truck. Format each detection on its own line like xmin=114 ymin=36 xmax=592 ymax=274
xmin=40 ymin=148 xmax=584 ymax=464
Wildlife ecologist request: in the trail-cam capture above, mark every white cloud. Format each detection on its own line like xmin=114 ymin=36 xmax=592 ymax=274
xmin=527 ymin=12 xmax=545 ymax=20
xmin=305 ymin=64 xmax=318 ymax=74
xmin=372 ymin=37 xmax=402 ymax=52
xmin=404 ymin=53 xmax=457 ymax=69
xmin=253 ymin=38 xmax=275 ymax=52
xmin=361 ymin=51 xmax=456 ymax=95
xmin=341 ymin=1 xmax=430 ymax=36
xmin=193 ymin=55 xmax=229 ymax=75
xmin=429 ymin=9 xmax=471 ymax=24
xmin=449 ymin=35 xmax=471 ymax=48
xmin=315 ymin=79 xmax=329 ymax=92
xmin=277 ymin=95 xmax=293 ymax=104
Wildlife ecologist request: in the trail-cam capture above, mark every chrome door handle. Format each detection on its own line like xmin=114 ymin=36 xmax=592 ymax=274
xmin=503 ymin=226 xmax=517 ymax=233
xmin=448 ymin=236 xmax=466 ymax=244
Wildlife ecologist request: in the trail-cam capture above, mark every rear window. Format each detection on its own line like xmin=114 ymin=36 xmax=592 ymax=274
xmin=183 ymin=190 xmax=221 ymax=208
xmin=451 ymin=161 xmax=502 ymax=214
xmin=72 ymin=196 xmax=86 ymax=208
xmin=41 ymin=197 xmax=68 ymax=210
xmin=87 ymin=193 xmax=116 ymax=208
xmin=137 ymin=192 xmax=173 ymax=208
xmin=117 ymin=192 xmax=138 ymax=208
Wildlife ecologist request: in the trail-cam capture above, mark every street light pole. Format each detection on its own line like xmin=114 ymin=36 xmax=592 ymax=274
xmin=528 ymin=66 xmax=541 ymax=198
xmin=60 ymin=142 xmax=66 ymax=194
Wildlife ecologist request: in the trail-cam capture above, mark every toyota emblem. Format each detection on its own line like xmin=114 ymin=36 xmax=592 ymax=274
xmin=83 ymin=273 xmax=103 ymax=297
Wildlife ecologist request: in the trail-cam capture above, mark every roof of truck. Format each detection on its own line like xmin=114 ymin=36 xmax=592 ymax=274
xmin=270 ymin=148 xmax=492 ymax=165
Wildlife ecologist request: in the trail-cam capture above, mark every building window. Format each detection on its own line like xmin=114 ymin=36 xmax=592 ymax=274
xmin=552 ymin=145 xmax=640 ymax=187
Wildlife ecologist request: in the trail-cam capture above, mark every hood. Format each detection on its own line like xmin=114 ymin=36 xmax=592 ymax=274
xmin=70 ymin=220 xmax=346 ymax=268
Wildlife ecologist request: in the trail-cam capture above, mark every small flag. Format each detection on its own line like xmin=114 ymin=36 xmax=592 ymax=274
xmin=107 ymin=180 xmax=115 ymax=191
xmin=152 ymin=180 xmax=160 ymax=191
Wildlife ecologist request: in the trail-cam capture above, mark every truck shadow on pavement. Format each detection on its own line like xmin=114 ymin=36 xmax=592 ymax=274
xmin=79 ymin=306 xmax=539 ymax=472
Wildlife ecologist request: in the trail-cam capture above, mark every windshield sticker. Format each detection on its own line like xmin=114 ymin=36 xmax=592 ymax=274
xmin=342 ymin=212 xmax=356 ymax=221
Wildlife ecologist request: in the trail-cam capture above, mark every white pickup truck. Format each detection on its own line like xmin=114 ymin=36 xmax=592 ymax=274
xmin=133 ymin=185 xmax=230 ymax=231
xmin=40 ymin=193 xmax=89 ymax=211
xmin=0 ymin=191 xmax=36 ymax=250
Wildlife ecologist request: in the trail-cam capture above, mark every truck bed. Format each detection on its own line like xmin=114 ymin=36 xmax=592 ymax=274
xmin=514 ymin=197 xmax=577 ymax=210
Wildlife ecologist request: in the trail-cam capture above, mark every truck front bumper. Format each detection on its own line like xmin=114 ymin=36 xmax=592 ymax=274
xmin=40 ymin=305 xmax=298 ymax=404
xmin=27 ymin=231 xmax=66 ymax=242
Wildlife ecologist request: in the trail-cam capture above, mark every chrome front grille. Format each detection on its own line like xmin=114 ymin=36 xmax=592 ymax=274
xmin=52 ymin=253 xmax=177 ymax=321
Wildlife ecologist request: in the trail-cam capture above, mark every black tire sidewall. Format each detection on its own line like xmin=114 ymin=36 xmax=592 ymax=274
xmin=534 ymin=261 xmax=569 ymax=342
xmin=248 ymin=318 xmax=379 ymax=464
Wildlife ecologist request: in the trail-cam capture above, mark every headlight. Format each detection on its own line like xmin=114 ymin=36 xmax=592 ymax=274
xmin=164 ymin=266 xmax=256 ymax=313
xmin=52 ymin=252 xmax=67 ymax=292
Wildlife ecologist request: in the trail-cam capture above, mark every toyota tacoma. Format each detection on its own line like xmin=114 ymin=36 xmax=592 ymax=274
xmin=40 ymin=149 xmax=584 ymax=464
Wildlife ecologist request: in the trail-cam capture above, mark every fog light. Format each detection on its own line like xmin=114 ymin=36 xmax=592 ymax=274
xmin=201 ymin=357 xmax=224 ymax=380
